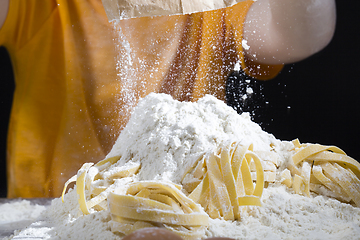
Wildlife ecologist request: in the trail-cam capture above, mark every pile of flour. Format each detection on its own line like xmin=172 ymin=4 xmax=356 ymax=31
xmin=106 ymin=93 xmax=285 ymax=184
xmin=4 ymin=93 xmax=360 ymax=240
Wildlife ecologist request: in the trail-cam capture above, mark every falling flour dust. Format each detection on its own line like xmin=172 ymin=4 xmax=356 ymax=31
xmin=2 ymin=93 xmax=360 ymax=240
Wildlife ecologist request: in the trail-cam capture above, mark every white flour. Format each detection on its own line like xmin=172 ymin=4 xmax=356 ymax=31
xmin=3 ymin=93 xmax=360 ymax=240
xmin=107 ymin=93 xmax=282 ymax=184
xmin=0 ymin=201 xmax=46 ymax=224
xmin=0 ymin=200 xmax=47 ymax=239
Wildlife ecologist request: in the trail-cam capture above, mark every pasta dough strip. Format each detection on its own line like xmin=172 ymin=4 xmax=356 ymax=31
xmin=62 ymin=155 xmax=145 ymax=215
xmin=76 ymin=163 xmax=95 ymax=215
xmin=220 ymin=143 xmax=240 ymax=219
xmin=312 ymin=165 xmax=350 ymax=202
xmin=306 ymin=151 xmax=360 ymax=178
xmin=245 ymin=151 xmax=264 ymax=198
xmin=126 ymin=182 xmax=199 ymax=213
xmin=110 ymin=194 xmax=176 ymax=211
xmin=292 ymin=144 xmax=345 ymax=166
xmin=186 ymin=142 xmax=265 ymax=220
xmin=94 ymin=156 xmax=121 ymax=168
xmin=207 ymin=152 xmax=234 ymax=220
xmin=109 ymin=205 xmax=208 ymax=226
xmin=61 ymin=175 xmax=77 ymax=202
xmin=108 ymin=181 xmax=209 ymax=239
xmin=321 ymin=162 xmax=360 ymax=206
xmin=285 ymin=140 xmax=360 ymax=206
xmin=301 ymin=162 xmax=311 ymax=197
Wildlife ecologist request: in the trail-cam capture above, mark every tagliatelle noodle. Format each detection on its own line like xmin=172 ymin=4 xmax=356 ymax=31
xmin=182 ymin=156 xmax=206 ymax=193
xmin=126 ymin=182 xmax=195 ymax=214
xmin=292 ymin=144 xmax=345 ymax=166
xmin=306 ymin=152 xmax=360 ymax=178
xmin=231 ymin=142 xmax=247 ymax=181
xmin=292 ymin=174 xmax=303 ymax=195
xmin=108 ymin=181 xmax=209 ymax=239
xmin=232 ymin=145 xmax=247 ymax=205
xmin=301 ymin=162 xmax=311 ymax=197
xmin=244 ymin=151 xmax=264 ymax=197
xmin=280 ymin=169 xmax=292 ymax=188
xmin=110 ymin=205 xmax=206 ymax=225
xmin=186 ymin=142 xmax=265 ymax=220
xmin=311 ymin=165 xmax=351 ymax=202
xmin=321 ymin=163 xmax=360 ymax=206
xmin=76 ymin=163 xmax=95 ymax=215
xmin=61 ymin=156 xmax=143 ymax=214
xmin=188 ymin=173 xmax=210 ymax=209
xmin=220 ymin=142 xmax=240 ymax=219
xmin=286 ymin=139 xmax=360 ymax=206
xmin=207 ymin=151 xmax=234 ymax=220
xmin=61 ymin=175 xmax=77 ymax=202
xmin=241 ymin=151 xmax=254 ymax=196
xmin=61 ymin=156 xmax=120 ymax=202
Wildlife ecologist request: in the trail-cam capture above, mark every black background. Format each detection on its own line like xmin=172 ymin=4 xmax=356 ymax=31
xmin=0 ymin=0 xmax=359 ymax=198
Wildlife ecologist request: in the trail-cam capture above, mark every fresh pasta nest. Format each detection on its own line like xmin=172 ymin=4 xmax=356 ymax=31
xmin=62 ymin=139 xmax=360 ymax=239
xmin=108 ymin=181 xmax=209 ymax=239
xmin=282 ymin=139 xmax=360 ymax=206
xmin=184 ymin=141 xmax=270 ymax=220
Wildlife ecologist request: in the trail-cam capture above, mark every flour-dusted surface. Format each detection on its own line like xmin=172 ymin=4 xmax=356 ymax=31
xmin=207 ymin=185 xmax=360 ymax=240
xmin=0 ymin=200 xmax=47 ymax=224
xmin=5 ymin=187 xmax=360 ymax=240
xmin=4 ymin=93 xmax=360 ymax=240
xmin=0 ymin=200 xmax=48 ymax=239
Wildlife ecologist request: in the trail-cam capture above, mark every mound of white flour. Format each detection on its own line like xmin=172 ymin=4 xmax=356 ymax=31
xmin=107 ymin=93 xmax=284 ymax=184
xmin=4 ymin=93 xmax=360 ymax=239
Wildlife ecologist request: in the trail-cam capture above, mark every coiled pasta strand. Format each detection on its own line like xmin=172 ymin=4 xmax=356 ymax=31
xmin=61 ymin=156 xmax=140 ymax=214
xmin=108 ymin=181 xmax=209 ymax=240
xmin=284 ymin=139 xmax=360 ymax=207
xmin=185 ymin=141 xmax=267 ymax=220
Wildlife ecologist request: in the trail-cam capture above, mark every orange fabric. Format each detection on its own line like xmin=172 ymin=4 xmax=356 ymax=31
xmin=0 ymin=0 xmax=283 ymax=198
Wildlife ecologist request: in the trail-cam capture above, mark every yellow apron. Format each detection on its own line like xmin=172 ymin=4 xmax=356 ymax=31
xmin=0 ymin=0 xmax=282 ymax=198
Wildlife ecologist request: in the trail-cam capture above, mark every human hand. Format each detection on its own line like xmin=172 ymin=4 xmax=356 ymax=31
xmin=0 ymin=0 xmax=9 ymax=29
xmin=243 ymin=0 xmax=336 ymax=65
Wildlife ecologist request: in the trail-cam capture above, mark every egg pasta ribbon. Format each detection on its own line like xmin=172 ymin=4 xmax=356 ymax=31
xmin=108 ymin=181 xmax=209 ymax=240
xmin=62 ymin=156 xmax=140 ymax=214
xmin=185 ymin=141 xmax=270 ymax=220
xmin=285 ymin=139 xmax=360 ymax=206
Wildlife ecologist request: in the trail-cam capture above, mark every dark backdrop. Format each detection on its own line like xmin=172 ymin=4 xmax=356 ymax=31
xmin=0 ymin=47 xmax=14 ymax=198
xmin=226 ymin=0 xmax=360 ymax=163
xmin=0 ymin=0 xmax=359 ymax=198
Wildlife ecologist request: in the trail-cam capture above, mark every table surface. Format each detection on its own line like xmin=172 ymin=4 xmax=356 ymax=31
xmin=0 ymin=198 xmax=53 ymax=238
xmin=0 ymin=198 xmax=53 ymax=205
